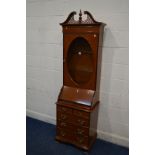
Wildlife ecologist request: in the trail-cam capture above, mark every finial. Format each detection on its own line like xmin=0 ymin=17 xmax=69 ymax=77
xmin=79 ymin=10 xmax=82 ymax=23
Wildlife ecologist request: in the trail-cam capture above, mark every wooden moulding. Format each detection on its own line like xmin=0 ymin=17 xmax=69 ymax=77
xmin=60 ymin=10 xmax=106 ymax=27
xmin=56 ymin=100 xmax=99 ymax=112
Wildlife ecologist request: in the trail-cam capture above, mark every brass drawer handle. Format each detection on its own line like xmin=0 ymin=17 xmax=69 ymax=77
xmin=77 ymin=137 xmax=84 ymax=144
xmin=74 ymin=111 xmax=82 ymax=116
xmin=77 ymin=119 xmax=85 ymax=125
xmin=60 ymin=122 xmax=66 ymax=127
xmin=77 ymin=129 xmax=84 ymax=135
xmin=60 ymin=131 xmax=66 ymax=137
xmin=62 ymin=107 xmax=67 ymax=111
xmin=60 ymin=114 xmax=67 ymax=120
xmin=78 ymin=112 xmax=82 ymax=116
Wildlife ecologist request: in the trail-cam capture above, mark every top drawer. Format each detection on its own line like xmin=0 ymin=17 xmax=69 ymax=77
xmin=73 ymin=109 xmax=89 ymax=119
xmin=57 ymin=104 xmax=90 ymax=119
xmin=57 ymin=105 xmax=72 ymax=114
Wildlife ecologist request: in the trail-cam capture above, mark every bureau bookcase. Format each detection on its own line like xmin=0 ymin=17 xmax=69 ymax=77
xmin=55 ymin=10 xmax=106 ymax=150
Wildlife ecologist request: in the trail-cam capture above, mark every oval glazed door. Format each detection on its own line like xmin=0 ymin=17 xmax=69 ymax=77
xmin=67 ymin=37 xmax=93 ymax=85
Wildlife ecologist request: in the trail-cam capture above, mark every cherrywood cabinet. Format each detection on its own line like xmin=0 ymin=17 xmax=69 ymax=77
xmin=55 ymin=10 xmax=106 ymax=150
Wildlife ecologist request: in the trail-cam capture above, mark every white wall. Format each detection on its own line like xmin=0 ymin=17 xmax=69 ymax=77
xmin=26 ymin=0 xmax=129 ymax=147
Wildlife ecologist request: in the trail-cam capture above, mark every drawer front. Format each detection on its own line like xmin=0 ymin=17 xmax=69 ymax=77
xmin=57 ymin=105 xmax=90 ymax=127
xmin=57 ymin=127 xmax=74 ymax=142
xmin=57 ymin=120 xmax=89 ymax=136
xmin=57 ymin=120 xmax=68 ymax=128
xmin=74 ymin=135 xmax=89 ymax=146
xmin=75 ymin=126 xmax=89 ymax=136
xmin=73 ymin=109 xmax=89 ymax=119
xmin=74 ymin=117 xmax=89 ymax=127
xmin=57 ymin=105 xmax=72 ymax=114
xmin=57 ymin=120 xmax=74 ymax=131
xmin=57 ymin=112 xmax=71 ymax=122
xmin=57 ymin=127 xmax=89 ymax=147
xmin=57 ymin=113 xmax=89 ymax=127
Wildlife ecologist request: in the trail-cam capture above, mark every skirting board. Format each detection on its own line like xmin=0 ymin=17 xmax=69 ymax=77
xmin=97 ymin=130 xmax=129 ymax=147
xmin=26 ymin=109 xmax=56 ymax=125
xmin=26 ymin=109 xmax=129 ymax=147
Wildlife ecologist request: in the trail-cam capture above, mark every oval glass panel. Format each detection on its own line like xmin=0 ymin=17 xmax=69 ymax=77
xmin=67 ymin=37 xmax=93 ymax=84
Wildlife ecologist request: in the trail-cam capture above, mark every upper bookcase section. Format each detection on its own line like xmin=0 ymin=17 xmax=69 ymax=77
xmin=60 ymin=10 xmax=106 ymax=26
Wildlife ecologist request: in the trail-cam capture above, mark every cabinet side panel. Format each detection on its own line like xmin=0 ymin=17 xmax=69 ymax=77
xmin=95 ymin=25 xmax=104 ymax=101
xmin=89 ymin=103 xmax=99 ymax=144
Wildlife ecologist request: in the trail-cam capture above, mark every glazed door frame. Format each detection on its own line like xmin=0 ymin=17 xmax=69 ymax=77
xmin=63 ymin=33 xmax=99 ymax=90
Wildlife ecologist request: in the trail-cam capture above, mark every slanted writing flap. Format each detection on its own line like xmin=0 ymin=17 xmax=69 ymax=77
xmin=59 ymin=86 xmax=95 ymax=106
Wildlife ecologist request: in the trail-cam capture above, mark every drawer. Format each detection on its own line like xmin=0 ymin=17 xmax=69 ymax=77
xmin=57 ymin=120 xmax=89 ymax=136
xmin=74 ymin=135 xmax=89 ymax=146
xmin=57 ymin=112 xmax=89 ymax=127
xmin=57 ymin=120 xmax=74 ymax=130
xmin=73 ymin=109 xmax=89 ymax=119
xmin=74 ymin=117 xmax=89 ymax=127
xmin=57 ymin=112 xmax=71 ymax=122
xmin=57 ymin=127 xmax=74 ymax=142
xmin=75 ymin=126 xmax=89 ymax=136
xmin=57 ymin=105 xmax=72 ymax=114
xmin=57 ymin=120 xmax=68 ymax=128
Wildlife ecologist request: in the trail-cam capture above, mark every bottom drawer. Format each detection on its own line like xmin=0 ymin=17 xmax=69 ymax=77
xmin=74 ymin=135 xmax=89 ymax=146
xmin=56 ymin=127 xmax=73 ymax=142
xmin=56 ymin=127 xmax=89 ymax=147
